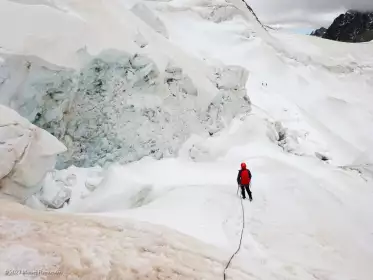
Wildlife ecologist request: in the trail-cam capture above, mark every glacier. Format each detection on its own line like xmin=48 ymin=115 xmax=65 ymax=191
xmin=0 ymin=0 xmax=373 ymax=279
xmin=0 ymin=50 xmax=250 ymax=168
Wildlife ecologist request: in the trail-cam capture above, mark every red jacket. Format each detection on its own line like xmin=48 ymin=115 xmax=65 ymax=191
xmin=237 ymin=168 xmax=252 ymax=185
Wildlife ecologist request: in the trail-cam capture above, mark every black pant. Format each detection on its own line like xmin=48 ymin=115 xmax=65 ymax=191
xmin=240 ymin=185 xmax=252 ymax=200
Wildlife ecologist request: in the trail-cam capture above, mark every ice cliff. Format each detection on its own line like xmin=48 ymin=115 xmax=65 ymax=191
xmin=0 ymin=0 xmax=252 ymax=169
xmin=0 ymin=51 xmax=250 ymax=168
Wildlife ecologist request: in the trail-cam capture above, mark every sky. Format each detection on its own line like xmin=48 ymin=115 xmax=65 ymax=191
xmin=248 ymin=0 xmax=373 ymax=30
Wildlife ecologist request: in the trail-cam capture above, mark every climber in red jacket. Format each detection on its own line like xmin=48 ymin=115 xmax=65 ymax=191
xmin=237 ymin=162 xmax=252 ymax=201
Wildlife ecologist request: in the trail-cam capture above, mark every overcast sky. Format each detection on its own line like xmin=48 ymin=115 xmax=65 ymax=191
xmin=248 ymin=0 xmax=373 ymax=30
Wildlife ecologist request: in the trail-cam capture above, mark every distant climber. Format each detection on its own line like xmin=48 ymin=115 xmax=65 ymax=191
xmin=237 ymin=163 xmax=252 ymax=201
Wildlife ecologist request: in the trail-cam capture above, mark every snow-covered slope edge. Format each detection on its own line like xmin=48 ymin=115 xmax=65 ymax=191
xmin=0 ymin=199 xmax=251 ymax=280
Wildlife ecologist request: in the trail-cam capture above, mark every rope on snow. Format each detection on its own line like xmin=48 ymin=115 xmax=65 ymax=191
xmin=223 ymin=187 xmax=245 ymax=280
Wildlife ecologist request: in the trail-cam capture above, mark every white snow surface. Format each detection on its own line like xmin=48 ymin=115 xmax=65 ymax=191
xmin=0 ymin=0 xmax=373 ymax=279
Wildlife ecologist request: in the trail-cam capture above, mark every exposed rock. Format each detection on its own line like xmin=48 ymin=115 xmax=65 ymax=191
xmin=310 ymin=27 xmax=327 ymax=37
xmin=311 ymin=11 xmax=373 ymax=43
xmin=315 ymin=152 xmax=330 ymax=162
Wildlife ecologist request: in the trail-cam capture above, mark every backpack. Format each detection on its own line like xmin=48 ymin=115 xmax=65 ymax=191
xmin=240 ymin=169 xmax=251 ymax=185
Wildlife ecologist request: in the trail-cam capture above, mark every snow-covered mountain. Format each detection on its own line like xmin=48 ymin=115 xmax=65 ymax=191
xmin=1 ymin=0 xmax=373 ymax=279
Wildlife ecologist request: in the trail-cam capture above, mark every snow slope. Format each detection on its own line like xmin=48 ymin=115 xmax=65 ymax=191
xmin=0 ymin=200 xmax=252 ymax=280
xmin=0 ymin=0 xmax=251 ymax=168
xmin=1 ymin=0 xmax=373 ymax=279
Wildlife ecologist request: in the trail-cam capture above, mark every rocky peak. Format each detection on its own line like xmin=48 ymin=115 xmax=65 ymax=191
xmin=311 ymin=10 xmax=373 ymax=42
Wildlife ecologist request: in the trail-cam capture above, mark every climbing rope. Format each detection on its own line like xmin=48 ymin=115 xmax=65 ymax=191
xmin=223 ymin=188 xmax=245 ymax=280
